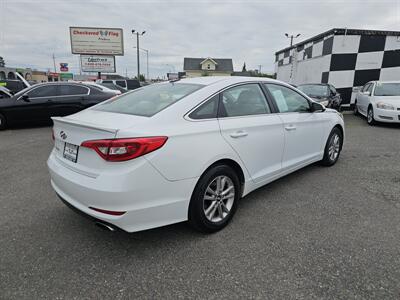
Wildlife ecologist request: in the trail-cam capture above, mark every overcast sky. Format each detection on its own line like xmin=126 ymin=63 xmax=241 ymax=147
xmin=0 ymin=0 xmax=399 ymax=78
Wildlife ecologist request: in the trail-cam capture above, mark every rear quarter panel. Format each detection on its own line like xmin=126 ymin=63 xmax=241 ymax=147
xmin=125 ymin=118 xmax=249 ymax=182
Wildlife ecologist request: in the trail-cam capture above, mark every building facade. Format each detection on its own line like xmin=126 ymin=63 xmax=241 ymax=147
xmin=275 ymin=28 xmax=400 ymax=106
xmin=183 ymin=57 xmax=233 ymax=77
xmin=0 ymin=67 xmax=32 ymax=81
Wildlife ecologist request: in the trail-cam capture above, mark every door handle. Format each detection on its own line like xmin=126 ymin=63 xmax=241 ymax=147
xmin=47 ymin=100 xmax=53 ymax=103
xmin=284 ymin=125 xmax=296 ymax=131
xmin=230 ymin=130 xmax=248 ymax=138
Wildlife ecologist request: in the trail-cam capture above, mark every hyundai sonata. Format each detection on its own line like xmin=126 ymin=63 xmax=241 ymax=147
xmin=48 ymin=76 xmax=344 ymax=233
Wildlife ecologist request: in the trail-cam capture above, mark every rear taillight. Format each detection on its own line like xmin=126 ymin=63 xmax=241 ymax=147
xmin=81 ymin=136 xmax=168 ymax=162
xmin=51 ymin=128 xmax=55 ymax=141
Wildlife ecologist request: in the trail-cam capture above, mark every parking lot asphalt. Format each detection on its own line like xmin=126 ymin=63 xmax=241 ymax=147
xmin=1 ymin=114 xmax=400 ymax=299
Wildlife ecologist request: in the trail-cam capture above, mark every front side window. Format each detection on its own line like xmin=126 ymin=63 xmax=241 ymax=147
xmin=366 ymin=83 xmax=374 ymax=94
xmin=265 ymin=84 xmax=310 ymax=113
xmin=329 ymin=85 xmax=337 ymax=95
xmin=220 ymin=84 xmax=270 ymax=117
xmin=374 ymin=83 xmax=400 ymax=96
xmin=27 ymin=85 xmax=58 ymax=98
xmin=94 ymin=82 xmax=203 ymax=117
xmin=362 ymin=83 xmax=371 ymax=92
xmin=189 ymin=95 xmax=219 ymax=119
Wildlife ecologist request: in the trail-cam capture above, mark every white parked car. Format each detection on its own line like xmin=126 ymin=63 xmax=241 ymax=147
xmin=47 ymin=77 xmax=345 ymax=233
xmin=354 ymin=81 xmax=400 ymax=125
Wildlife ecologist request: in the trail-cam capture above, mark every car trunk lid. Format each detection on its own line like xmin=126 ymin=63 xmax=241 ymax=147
xmin=51 ymin=110 xmax=150 ymax=173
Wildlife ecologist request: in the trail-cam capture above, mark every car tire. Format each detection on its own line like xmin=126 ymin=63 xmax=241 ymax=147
xmin=0 ymin=113 xmax=6 ymax=130
xmin=353 ymin=101 xmax=359 ymax=115
xmin=188 ymin=164 xmax=240 ymax=233
xmin=367 ymin=106 xmax=376 ymax=126
xmin=320 ymin=127 xmax=342 ymax=166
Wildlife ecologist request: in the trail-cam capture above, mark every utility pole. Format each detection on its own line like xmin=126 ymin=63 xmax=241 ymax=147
xmin=132 ymin=29 xmax=146 ymax=81
xmin=285 ymin=33 xmax=301 ymax=47
xmin=52 ymin=53 xmax=56 ymax=73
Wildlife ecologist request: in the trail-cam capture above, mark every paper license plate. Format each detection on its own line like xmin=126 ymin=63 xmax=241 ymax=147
xmin=63 ymin=142 xmax=79 ymax=163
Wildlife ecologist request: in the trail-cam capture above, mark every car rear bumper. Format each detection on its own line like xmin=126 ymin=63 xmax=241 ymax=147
xmin=47 ymin=150 xmax=198 ymax=232
xmin=374 ymin=108 xmax=400 ymax=123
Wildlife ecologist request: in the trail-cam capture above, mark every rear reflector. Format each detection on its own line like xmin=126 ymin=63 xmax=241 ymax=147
xmin=81 ymin=136 xmax=168 ymax=161
xmin=89 ymin=207 xmax=126 ymax=216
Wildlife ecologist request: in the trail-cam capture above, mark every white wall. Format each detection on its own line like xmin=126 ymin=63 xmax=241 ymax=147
xmin=294 ymin=55 xmax=331 ymax=85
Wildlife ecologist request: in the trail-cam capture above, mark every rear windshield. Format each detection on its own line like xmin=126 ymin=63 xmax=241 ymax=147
xmin=93 ymin=82 xmax=203 ymax=117
xmin=374 ymin=83 xmax=400 ymax=96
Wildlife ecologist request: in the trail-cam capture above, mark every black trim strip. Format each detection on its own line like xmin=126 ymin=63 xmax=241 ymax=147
xmin=57 ymin=194 xmax=124 ymax=232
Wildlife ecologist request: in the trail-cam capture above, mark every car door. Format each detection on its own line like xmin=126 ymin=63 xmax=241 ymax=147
xmin=264 ymin=83 xmax=327 ymax=171
xmin=218 ymin=83 xmax=284 ymax=183
xmin=363 ymin=83 xmax=375 ymax=112
xmin=49 ymin=84 xmax=88 ymax=117
xmin=357 ymin=83 xmax=372 ymax=115
xmin=7 ymin=85 xmax=57 ymax=123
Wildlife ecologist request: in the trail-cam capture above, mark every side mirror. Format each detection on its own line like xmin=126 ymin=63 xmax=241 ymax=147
xmin=311 ymin=102 xmax=325 ymax=112
xmin=21 ymin=94 xmax=30 ymax=102
xmin=362 ymin=91 xmax=371 ymax=96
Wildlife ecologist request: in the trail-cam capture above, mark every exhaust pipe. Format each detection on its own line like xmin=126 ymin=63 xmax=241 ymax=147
xmin=95 ymin=221 xmax=116 ymax=232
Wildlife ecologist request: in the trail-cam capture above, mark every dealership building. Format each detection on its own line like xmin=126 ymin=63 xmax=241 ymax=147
xmin=275 ymin=28 xmax=400 ymax=106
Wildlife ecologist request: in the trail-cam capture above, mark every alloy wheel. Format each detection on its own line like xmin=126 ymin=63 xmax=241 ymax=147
xmin=203 ymin=175 xmax=235 ymax=223
xmin=368 ymin=109 xmax=373 ymax=123
xmin=328 ymin=134 xmax=340 ymax=162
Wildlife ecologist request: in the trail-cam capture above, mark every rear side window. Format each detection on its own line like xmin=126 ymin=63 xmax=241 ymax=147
xmin=94 ymin=83 xmax=203 ymax=117
xmin=220 ymin=84 xmax=270 ymax=117
xmin=189 ymin=95 xmax=219 ymax=119
xmin=59 ymin=85 xmax=88 ymax=96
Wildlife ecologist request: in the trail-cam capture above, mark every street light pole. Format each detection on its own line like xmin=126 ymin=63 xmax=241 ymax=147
xmin=145 ymin=49 xmax=149 ymax=81
xmin=285 ymin=33 xmax=301 ymax=47
xmin=132 ymin=29 xmax=146 ymax=81
xmin=133 ymin=47 xmax=149 ymax=81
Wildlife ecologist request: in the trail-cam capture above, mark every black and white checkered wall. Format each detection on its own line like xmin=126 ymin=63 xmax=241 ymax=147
xmin=276 ymin=34 xmax=400 ymax=105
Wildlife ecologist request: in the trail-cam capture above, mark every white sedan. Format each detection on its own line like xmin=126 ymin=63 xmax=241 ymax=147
xmin=47 ymin=76 xmax=344 ymax=233
xmin=354 ymin=81 xmax=400 ymax=125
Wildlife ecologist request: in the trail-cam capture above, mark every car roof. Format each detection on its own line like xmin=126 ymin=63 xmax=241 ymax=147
xmin=32 ymin=82 xmax=93 ymax=88
xmin=177 ymin=76 xmax=278 ymax=86
xmin=297 ymin=83 xmax=328 ymax=86
xmin=374 ymin=80 xmax=400 ymax=84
